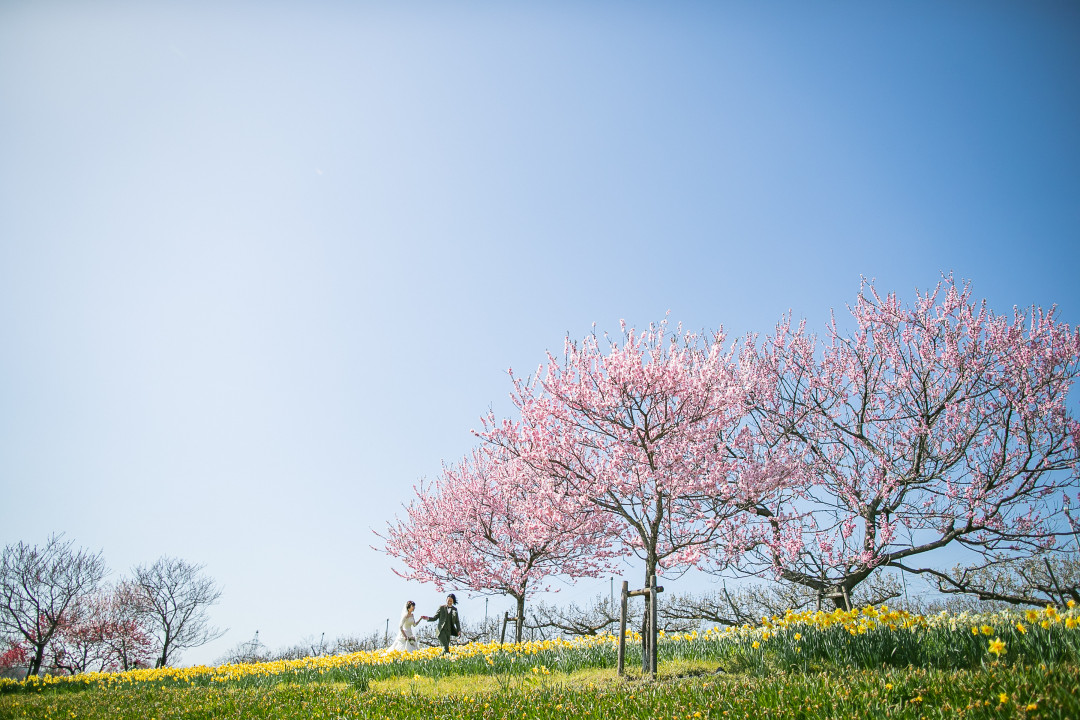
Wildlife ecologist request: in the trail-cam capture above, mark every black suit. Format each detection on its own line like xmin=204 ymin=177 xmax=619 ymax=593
xmin=428 ymin=604 xmax=460 ymax=652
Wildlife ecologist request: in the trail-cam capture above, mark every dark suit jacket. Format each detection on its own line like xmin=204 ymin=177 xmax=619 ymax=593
xmin=430 ymin=605 xmax=460 ymax=641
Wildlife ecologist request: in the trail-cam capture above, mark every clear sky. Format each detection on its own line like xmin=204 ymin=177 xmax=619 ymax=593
xmin=2 ymin=1 xmax=1078 ymax=666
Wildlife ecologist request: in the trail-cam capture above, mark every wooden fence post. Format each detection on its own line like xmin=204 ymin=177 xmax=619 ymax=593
xmin=641 ymin=580 xmax=650 ymax=675
xmin=617 ymin=577 xmax=663 ymax=678
xmin=617 ymin=580 xmax=628 ymax=677
xmin=649 ymin=574 xmax=659 ymax=676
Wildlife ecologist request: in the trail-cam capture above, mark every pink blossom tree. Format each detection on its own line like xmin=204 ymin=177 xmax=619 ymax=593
xmin=480 ymin=321 xmax=790 ymax=593
xmin=45 ymin=585 xmax=156 ymax=674
xmin=379 ymin=446 xmax=615 ymax=642
xmin=740 ymin=277 xmax=1080 ymax=608
xmin=0 ymin=534 xmax=107 ymax=677
xmin=0 ymin=640 xmax=28 ymax=679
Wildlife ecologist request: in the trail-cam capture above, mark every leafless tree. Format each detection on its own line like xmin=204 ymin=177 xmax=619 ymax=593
xmin=661 ymin=574 xmax=904 ymax=629
xmin=411 ymin=616 xmax=501 ymax=647
xmin=454 ymin=615 xmax=501 ymax=644
xmin=130 ymin=556 xmax=225 ymax=667
xmin=0 ymin=534 xmax=106 ymax=677
xmin=901 ymin=549 xmax=1080 ymax=608
xmin=217 ymin=631 xmax=272 ymax=665
xmin=661 ymin=585 xmax=786 ymax=628
xmin=530 ymin=595 xmax=630 ymax=637
xmin=327 ymin=630 xmax=384 ymax=654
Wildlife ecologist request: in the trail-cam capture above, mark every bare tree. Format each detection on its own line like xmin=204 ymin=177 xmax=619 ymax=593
xmin=217 ymin=631 xmax=271 ymax=665
xmin=528 ymin=592 xmax=707 ymax=637
xmin=328 ymin=630 xmax=385 ymax=655
xmin=0 ymin=534 xmax=107 ymax=677
xmin=661 ymin=574 xmax=904 ymax=629
xmin=453 ymin=615 xmax=501 ymax=645
xmin=130 ymin=556 xmax=225 ymax=667
xmin=530 ymin=595 xmax=630 ymax=637
xmin=904 ymin=549 xmax=1080 ymax=608
xmin=661 ymin=585 xmax=790 ymax=628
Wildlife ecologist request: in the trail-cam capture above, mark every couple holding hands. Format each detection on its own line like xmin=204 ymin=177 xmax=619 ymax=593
xmin=390 ymin=594 xmax=460 ymax=654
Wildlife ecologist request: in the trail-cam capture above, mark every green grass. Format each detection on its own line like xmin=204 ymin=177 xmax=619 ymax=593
xmin=0 ymin=663 xmax=1076 ymax=719
xmin=2 ymin=605 xmax=1078 ymax=718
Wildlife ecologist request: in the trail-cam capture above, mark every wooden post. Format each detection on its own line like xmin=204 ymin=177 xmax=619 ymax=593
xmin=617 ymin=578 xmax=664 ymax=678
xmin=617 ymin=580 xmax=628 ymax=677
xmin=641 ymin=581 xmax=650 ymax=675
xmin=500 ymin=611 xmax=509 ymax=644
xmin=649 ymin=574 xmax=658 ymax=676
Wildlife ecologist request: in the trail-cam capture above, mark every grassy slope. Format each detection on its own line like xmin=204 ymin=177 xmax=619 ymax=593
xmin=1 ymin=661 xmax=1077 ymax=720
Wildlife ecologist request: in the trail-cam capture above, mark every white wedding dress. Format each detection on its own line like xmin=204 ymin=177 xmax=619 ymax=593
xmin=389 ymin=609 xmax=420 ymax=652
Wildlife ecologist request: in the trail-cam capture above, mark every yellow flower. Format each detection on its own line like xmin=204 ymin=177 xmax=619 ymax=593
xmin=971 ymin=627 xmax=980 ymax=636
xmin=1015 ymin=622 xmax=1026 ymax=634
xmin=1045 ymin=605 xmax=1058 ymax=619
xmin=987 ymin=638 xmax=1006 ymax=657
xmin=1066 ymin=617 xmax=1078 ymax=630
xmin=999 ymin=693 xmax=1009 ymax=704
xmin=1026 ymin=703 xmax=1038 ymax=711
xmin=752 ymin=641 xmax=760 ymax=649
xmin=793 ymin=633 xmax=802 ymax=640
xmin=1068 ymin=599 xmax=1076 ymax=609
xmin=980 ymin=625 xmax=994 ymax=636
xmin=1025 ymin=609 xmax=1039 ymax=622
xmin=885 ymin=683 xmax=893 ymax=690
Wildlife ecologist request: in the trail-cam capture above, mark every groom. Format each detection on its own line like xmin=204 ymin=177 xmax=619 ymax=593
xmin=421 ymin=594 xmax=461 ymax=653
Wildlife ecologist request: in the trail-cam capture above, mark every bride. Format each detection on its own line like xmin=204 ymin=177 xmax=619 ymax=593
xmin=389 ymin=601 xmax=420 ymax=652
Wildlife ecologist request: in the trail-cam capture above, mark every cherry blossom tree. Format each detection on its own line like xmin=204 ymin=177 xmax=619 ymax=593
xmin=0 ymin=534 xmax=107 ymax=677
xmin=380 ymin=446 xmax=614 ymax=642
xmin=0 ymin=641 xmax=28 ymax=679
xmin=45 ymin=584 xmax=155 ymax=674
xmin=104 ymin=581 xmax=157 ymax=670
xmin=481 ymin=321 xmax=792 ymax=595
xmin=739 ymin=277 xmax=1080 ymax=608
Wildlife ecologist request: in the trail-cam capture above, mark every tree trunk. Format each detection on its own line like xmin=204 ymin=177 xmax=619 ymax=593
xmin=640 ymin=552 xmax=657 ymax=662
xmin=28 ymin=644 xmax=44 ymax=677
xmin=515 ymin=594 xmax=526 ymax=643
xmin=157 ymin=641 xmax=168 ymax=668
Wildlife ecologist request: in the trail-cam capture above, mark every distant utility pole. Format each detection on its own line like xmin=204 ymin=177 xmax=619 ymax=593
xmin=247 ymin=631 xmax=260 ymax=660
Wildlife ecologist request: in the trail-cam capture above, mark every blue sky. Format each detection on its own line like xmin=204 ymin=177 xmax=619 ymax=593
xmin=2 ymin=1 xmax=1079 ymax=665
